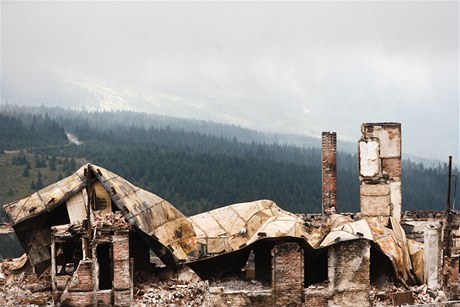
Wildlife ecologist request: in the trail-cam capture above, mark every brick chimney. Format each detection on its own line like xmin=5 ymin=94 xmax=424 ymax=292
xmin=322 ymin=132 xmax=337 ymax=220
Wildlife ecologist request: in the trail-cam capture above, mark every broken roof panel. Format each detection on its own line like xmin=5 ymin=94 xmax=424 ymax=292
xmin=246 ymin=216 xmax=313 ymax=245
xmin=4 ymin=165 xmax=87 ymax=226
xmin=3 ymin=163 xmax=420 ymax=288
xmin=3 ymin=163 xmax=197 ymax=270
xmin=367 ymin=217 xmax=416 ymax=286
xmin=187 ymin=200 xmax=313 ymax=257
xmin=320 ymin=218 xmax=373 ymax=247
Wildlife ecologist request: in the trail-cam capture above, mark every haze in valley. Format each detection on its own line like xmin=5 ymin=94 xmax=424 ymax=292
xmin=1 ymin=1 xmax=458 ymax=162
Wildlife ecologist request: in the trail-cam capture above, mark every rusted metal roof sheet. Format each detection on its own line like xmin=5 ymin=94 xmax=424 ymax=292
xmin=320 ymin=218 xmax=373 ymax=247
xmin=367 ymin=217 xmax=416 ymax=286
xmin=4 ymin=165 xmax=87 ymax=226
xmin=320 ymin=216 xmax=418 ymax=286
xmin=3 ymin=164 xmax=197 ymax=269
xmin=187 ymin=200 xmax=316 ymax=258
xmin=3 ymin=163 xmax=421 ymax=287
xmin=90 ymin=165 xmax=197 ymax=262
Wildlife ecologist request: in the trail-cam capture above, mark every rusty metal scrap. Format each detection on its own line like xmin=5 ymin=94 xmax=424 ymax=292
xmin=188 ymin=200 xmax=317 ymax=257
xmin=1 ymin=162 xmax=429 ymax=289
xmin=319 ymin=217 xmax=373 ymax=247
xmin=3 ymin=164 xmax=197 ymax=270
xmin=367 ymin=217 xmax=415 ymax=286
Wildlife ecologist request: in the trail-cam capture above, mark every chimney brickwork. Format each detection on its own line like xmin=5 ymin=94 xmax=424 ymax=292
xmin=359 ymin=123 xmax=402 ymax=224
xmin=322 ymin=132 xmax=337 ymax=220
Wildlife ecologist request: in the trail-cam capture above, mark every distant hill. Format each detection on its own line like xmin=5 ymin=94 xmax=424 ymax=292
xmin=0 ymin=113 xmax=68 ymax=151
xmin=0 ymin=106 xmax=455 ymax=223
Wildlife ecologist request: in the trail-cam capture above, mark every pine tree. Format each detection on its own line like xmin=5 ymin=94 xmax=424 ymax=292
xmin=49 ymin=156 xmax=56 ymax=171
xmin=31 ymin=181 xmax=36 ymax=190
xmin=36 ymin=177 xmax=44 ymax=189
xmin=22 ymin=165 xmax=29 ymax=177
xmin=70 ymin=157 xmax=77 ymax=171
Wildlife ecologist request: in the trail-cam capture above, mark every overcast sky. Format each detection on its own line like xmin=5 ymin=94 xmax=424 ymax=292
xmin=1 ymin=1 xmax=459 ymax=161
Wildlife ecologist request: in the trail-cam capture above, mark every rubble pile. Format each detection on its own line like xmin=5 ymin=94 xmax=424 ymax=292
xmin=134 ymin=281 xmax=209 ymax=306
xmin=93 ymin=211 xmax=129 ymax=229
xmin=133 ymin=267 xmax=210 ymax=307
xmin=210 ymin=276 xmax=268 ymax=291
xmin=410 ymin=284 xmax=448 ymax=304
xmin=370 ymin=282 xmax=448 ymax=306
xmin=0 ymin=266 xmax=52 ymax=306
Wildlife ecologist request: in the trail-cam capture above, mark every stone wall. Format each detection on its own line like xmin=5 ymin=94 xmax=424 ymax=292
xmin=359 ymin=123 xmax=402 ymax=224
xmin=328 ymin=239 xmax=370 ymax=307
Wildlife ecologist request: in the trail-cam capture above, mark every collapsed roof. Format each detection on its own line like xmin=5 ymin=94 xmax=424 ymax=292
xmin=3 ymin=163 xmax=420 ymax=285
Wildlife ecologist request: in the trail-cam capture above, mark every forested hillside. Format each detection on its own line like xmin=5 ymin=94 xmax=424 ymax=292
xmin=0 ymin=113 xmax=68 ymax=151
xmin=0 ymin=107 xmax=456 ymax=221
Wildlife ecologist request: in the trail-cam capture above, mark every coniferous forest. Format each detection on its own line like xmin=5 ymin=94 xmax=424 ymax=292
xmin=0 ymin=105 xmax=456 ymax=221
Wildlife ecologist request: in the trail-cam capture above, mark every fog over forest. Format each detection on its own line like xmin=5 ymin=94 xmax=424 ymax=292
xmin=1 ymin=1 xmax=458 ymax=162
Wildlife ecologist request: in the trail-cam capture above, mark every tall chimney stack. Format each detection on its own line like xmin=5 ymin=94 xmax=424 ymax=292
xmin=322 ymin=132 xmax=337 ymax=221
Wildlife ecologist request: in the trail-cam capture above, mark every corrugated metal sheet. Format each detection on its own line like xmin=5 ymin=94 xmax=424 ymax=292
xmin=3 ymin=163 xmax=422 ymax=287
xmin=367 ymin=217 xmax=416 ymax=286
xmin=320 ymin=216 xmax=418 ymax=286
xmin=4 ymin=165 xmax=87 ymax=226
xmin=187 ymin=200 xmax=315 ymax=258
xmin=2 ymin=164 xmax=197 ymax=269
xmin=320 ymin=218 xmax=373 ymax=247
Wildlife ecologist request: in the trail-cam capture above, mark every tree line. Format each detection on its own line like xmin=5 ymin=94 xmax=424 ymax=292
xmin=0 ymin=113 xmax=68 ymax=151
xmin=1 ymin=108 xmax=457 ymax=215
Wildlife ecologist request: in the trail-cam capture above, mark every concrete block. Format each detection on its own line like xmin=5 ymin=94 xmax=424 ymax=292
xmin=359 ymin=140 xmax=380 ymax=178
xmin=360 ymin=195 xmax=391 ymax=216
xmin=360 ymin=184 xmax=390 ymax=196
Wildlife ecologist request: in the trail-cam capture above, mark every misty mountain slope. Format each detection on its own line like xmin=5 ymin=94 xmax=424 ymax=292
xmin=0 ymin=113 xmax=68 ymax=151
xmin=1 ymin=108 xmax=454 ymax=216
xmin=0 ymin=104 xmax=325 ymax=148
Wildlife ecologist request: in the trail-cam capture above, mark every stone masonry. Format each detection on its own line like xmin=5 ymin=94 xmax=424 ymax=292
xmin=328 ymin=239 xmax=370 ymax=307
xmin=359 ymin=123 xmax=402 ymax=224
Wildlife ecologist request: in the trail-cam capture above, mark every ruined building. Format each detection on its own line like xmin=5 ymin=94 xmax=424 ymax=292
xmin=2 ymin=122 xmax=459 ymax=306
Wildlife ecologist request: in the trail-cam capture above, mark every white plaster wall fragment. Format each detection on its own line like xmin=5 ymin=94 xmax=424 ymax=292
xmin=373 ymin=126 xmax=401 ymax=158
xmin=390 ymin=182 xmax=402 ymax=222
xmin=359 ymin=139 xmax=380 ymax=178
xmin=424 ymin=224 xmax=440 ymax=288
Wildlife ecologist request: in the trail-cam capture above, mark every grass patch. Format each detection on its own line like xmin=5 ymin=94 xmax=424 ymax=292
xmin=0 ymin=151 xmax=87 ymax=222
